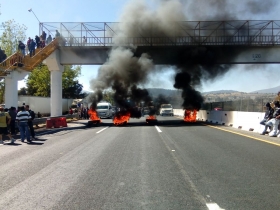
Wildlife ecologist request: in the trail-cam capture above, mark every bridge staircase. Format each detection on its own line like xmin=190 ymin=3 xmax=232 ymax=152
xmin=0 ymin=39 xmax=60 ymax=77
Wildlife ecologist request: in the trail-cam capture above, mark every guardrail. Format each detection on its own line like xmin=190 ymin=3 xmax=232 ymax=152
xmin=173 ymin=109 xmax=265 ymax=133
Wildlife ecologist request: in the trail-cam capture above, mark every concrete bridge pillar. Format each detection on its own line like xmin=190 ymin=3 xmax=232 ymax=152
xmin=45 ymin=50 xmax=64 ymax=117
xmin=5 ymin=70 xmax=29 ymax=108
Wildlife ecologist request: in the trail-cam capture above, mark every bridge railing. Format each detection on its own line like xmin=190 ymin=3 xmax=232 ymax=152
xmin=40 ymin=20 xmax=280 ymax=46
xmin=0 ymin=52 xmax=25 ymax=76
xmin=59 ymin=35 xmax=280 ymax=47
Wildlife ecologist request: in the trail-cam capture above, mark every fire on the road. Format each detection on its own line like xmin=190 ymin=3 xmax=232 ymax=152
xmin=113 ymin=111 xmax=130 ymax=125
xmin=88 ymin=109 xmax=101 ymax=123
xmin=184 ymin=110 xmax=197 ymax=122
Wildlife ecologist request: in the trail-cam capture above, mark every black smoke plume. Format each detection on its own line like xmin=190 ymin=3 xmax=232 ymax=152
xmin=86 ymin=90 xmax=103 ymax=110
xmin=89 ymin=0 xmax=277 ymax=112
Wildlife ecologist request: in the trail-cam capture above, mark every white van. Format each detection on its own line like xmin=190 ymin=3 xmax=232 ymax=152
xmin=159 ymin=104 xmax=174 ymax=116
xmin=96 ymin=102 xmax=113 ymax=118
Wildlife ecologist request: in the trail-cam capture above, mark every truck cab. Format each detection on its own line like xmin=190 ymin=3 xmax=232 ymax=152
xmin=159 ymin=104 xmax=174 ymax=116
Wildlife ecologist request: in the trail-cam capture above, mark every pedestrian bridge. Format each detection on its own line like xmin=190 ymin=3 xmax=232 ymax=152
xmin=1 ymin=20 xmax=280 ymax=116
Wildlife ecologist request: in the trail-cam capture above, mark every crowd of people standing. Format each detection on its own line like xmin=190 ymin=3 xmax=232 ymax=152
xmin=0 ymin=105 xmax=36 ymax=145
xmin=18 ymin=31 xmax=52 ymax=58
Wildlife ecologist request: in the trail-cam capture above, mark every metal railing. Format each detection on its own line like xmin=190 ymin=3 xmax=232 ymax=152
xmin=39 ymin=20 xmax=280 ymax=46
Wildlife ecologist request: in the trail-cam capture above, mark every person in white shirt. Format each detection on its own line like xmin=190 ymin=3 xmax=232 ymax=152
xmin=16 ymin=106 xmax=32 ymax=143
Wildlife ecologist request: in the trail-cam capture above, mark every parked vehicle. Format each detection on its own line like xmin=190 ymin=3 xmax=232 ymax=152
xmin=96 ymin=102 xmax=114 ymax=118
xmin=159 ymin=104 xmax=174 ymax=116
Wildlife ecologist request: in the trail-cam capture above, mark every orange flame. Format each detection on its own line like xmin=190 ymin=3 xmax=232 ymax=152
xmin=146 ymin=115 xmax=156 ymax=120
xmin=88 ymin=109 xmax=101 ymax=121
xmin=113 ymin=112 xmax=130 ymax=125
xmin=184 ymin=110 xmax=197 ymax=122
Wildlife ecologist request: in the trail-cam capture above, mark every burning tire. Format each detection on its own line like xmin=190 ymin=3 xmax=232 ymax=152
xmin=87 ymin=120 xmax=101 ymax=127
xmin=146 ymin=115 xmax=158 ymax=125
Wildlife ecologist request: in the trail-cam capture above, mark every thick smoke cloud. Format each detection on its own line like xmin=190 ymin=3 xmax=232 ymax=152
xmin=89 ymin=0 xmax=277 ymax=111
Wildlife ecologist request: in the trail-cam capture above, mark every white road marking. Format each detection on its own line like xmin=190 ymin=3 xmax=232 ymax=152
xmin=155 ymin=126 xmax=162 ymax=133
xmin=96 ymin=126 xmax=109 ymax=134
xmin=171 ymin=150 xmax=175 ymax=151
xmin=206 ymin=203 xmax=225 ymax=210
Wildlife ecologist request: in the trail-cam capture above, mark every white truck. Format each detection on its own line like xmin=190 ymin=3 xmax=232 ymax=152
xmin=96 ymin=102 xmax=114 ymax=118
xmin=159 ymin=104 xmax=174 ymax=116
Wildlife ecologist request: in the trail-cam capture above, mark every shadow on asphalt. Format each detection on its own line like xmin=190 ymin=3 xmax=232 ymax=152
xmin=4 ymin=141 xmax=44 ymax=146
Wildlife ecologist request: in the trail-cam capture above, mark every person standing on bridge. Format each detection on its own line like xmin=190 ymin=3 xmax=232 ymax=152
xmin=29 ymin=39 xmax=36 ymax=57
xmin=55 ymin=30 xmax=60 ymax=38
xmin=35 ymin=35 xmax=41 ymax=49
xmin=82 ymin=36 xmax=87 ymax=46
xmin=42 ymin=31 xmax=47 ymax=41
xmin=69 ymin=35 xmax=74 ymax=46
xmin=18 ymin=41 xmax=26 ymax=56
xmin=46 ymin=35 xmax=52 ymax=45
xmin=27 ymin=37 xmax=32 ymax=54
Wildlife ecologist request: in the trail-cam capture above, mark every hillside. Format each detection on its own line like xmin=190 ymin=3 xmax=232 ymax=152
xmin=147 ymin=88 xmax=181 ymax=97
xmin=250 ymin=85 xmax=280 ymax=94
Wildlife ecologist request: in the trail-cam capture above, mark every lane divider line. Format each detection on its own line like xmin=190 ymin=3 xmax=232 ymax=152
xmin=206 ymin=203 xmax=225 ymax=210
xmin=155 ymin=126 xmax=162 ymax=133
xmin=96 ymin=126 xmax=109 ymax=134
xmin=205 ymin=124 xmax=280 ymax=147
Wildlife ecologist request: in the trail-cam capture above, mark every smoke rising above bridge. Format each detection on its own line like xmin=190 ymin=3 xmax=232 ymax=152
xmin=40 ymin=0 xmax=280 ymax=111
xmin=88 ymin=0 xmax=277 ymax=111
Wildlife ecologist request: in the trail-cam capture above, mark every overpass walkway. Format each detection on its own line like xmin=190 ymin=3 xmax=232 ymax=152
xmin=0 ymin=39 xmax=59 ymax=77
xmin=2 ymin=20 xmax=280 ymax=75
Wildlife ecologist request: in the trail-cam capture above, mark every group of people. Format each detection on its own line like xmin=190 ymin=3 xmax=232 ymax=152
xmin=0 ymin=105 xmax=36 ymax=145
xmin=1 ymin=30 xmax=89 ymax=66
xmin=69 ymin=107 xmax=90 ymax=120
xmin=260 ymin=91 xmax=280 ymax=137
xmin=17 ymin=31 xmax=53 ymax=57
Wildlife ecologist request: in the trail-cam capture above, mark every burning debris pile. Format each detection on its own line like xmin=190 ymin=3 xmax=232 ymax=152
xmin=113 ymin=110 xmax=130 ymax=126
xmin=184 ymin=110 xmax=197 ymax=122
xmin=86 ymin=91 xmax=102 ymax=126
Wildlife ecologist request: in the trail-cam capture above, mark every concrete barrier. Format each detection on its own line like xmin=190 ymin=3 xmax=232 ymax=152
xmin=33 ymin=114 xmax=79 ymax=127
xmin=174 ymin=109 xmax=265 ymax=133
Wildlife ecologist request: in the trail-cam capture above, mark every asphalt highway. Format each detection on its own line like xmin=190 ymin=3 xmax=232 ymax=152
xmin=0 ymin=116 xmax=279 ymax=210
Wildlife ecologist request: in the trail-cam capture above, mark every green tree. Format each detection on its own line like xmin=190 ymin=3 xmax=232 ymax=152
xmin=0 ymin=18 xmax=27 ymax=103
xmin=18 ymin=87 xmax=28 ymax=95
xmin=0 ymin=19 xmax=27 ymax=56
xmin=26 ymin=64 xmax=85 ymax=98
xmin=26 ymin=64 xmax=50 ymax=96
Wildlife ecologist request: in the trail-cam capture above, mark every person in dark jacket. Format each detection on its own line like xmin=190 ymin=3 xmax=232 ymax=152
xmin=42 ymin=31 xmax=47 ymax=41
xmin=25 ymin=105 xmax=36 ymax=140
xmin=29 ymin=39 xmax=36 ymax=57
xmin=35 ymin=35 xmax=40 ymax=48
xmin=8 ymin=107 xmax=17 ymax=135
xmin=18 ymin=41 xmax=26 ymax=56
xmin=260 ymin=102 xmax=274 ymax=125
xmin=27 ymin=37 xmax=32 ymax=54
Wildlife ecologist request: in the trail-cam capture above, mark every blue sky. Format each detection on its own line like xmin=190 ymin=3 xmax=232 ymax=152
xmin=1 ymin=0 xmax=280 ymax=93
